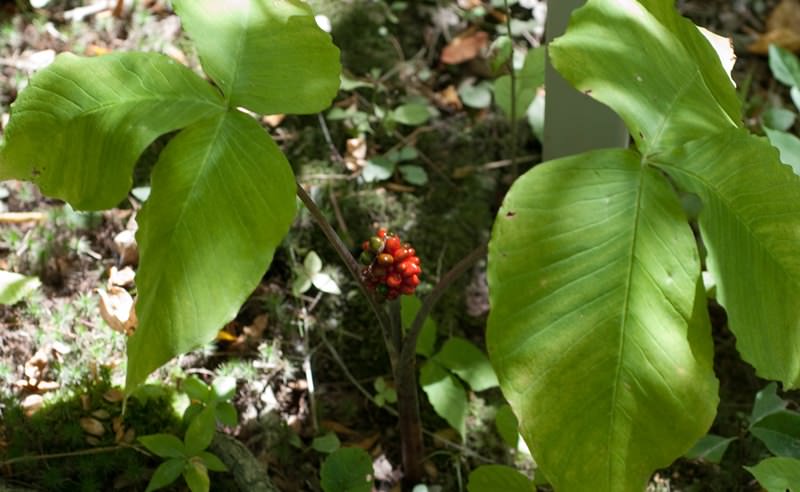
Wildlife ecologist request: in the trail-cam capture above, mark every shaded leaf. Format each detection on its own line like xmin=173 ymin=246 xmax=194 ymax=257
xmin=398 ymin=165 xmax=429 ymax=186
xmin=494 ymin=46 xmax=544 ymax=119
xmin=752 ymin=382 xmax=789 ymax=425
xmin=495 ymin=404 xmax=519 ymax=449
xmin=751 ymin=411 xmax=800 ymax=458
xmin=654 ymin=129 xmax=800 ymax=387
xmin=765 ymin=127 xmax=800 ymax=175
xmin=139 ymin=434 xmax=186 ymax=459
xmin=400 ymin=295 xmax=437 ymax=357
xmin=362 ymin=157 xmax=395 ymax=183
xmin=183 ymin=460 xmax=210 ymax=492
xmin=763 ymin=107 xmax=796 ymax=131
xmin=420 ymin=360 xmax=468 ymax=437
xmin=126 ymin=110 xmax=296 ymax=389
xmin=312 ymin=432 xmax=341 ymax=454
xmin=0 ymin=53 xmax=224 ymax=210
xmin=746 ymin=457 xmax=800 ymax=492
xmin=185 ymin=407 xmax=217 ymax=456
xmin=391 ymin=103 xmax=431 ymax=126
xmin=770 ymin=44 xmax=800 ymax=88
xmin=320 ymin=447 xmax=373 ymax=492
xmin=173 ymin=0 xmax=340 ymax=115
xmin=684 ymin=434 xmax=736 ymax=463
xmin=145 ymin=458 xmax=186 ymax=492
xmin=433 ymin=337 xmax=497 ymax=392
xmin=467 ymin=465 xmax=533 ymax=492
xmin=199 ymin=452 xmax=227 ymax=472
xmin=304 ymin=251 xmax=323 ymax=275
xmin=216 ymin=402 xmax=238 ymax=427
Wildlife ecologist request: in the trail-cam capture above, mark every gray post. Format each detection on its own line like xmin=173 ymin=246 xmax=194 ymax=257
xmin=544 ymin=0 xmax=628 ymax=161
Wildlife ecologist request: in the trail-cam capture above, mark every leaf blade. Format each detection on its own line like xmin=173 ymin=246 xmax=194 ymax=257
xmin=126 ymin=110 xmax=296 ymax=389
xmin=0 ymin=52 xmax=224 ymax=210
xmin=487 ymin=149 xmax=718 ymax=491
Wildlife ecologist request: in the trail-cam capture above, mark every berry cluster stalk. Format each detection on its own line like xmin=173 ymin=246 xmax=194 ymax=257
xmin=296 ymin=182 xmax=487 ymax=487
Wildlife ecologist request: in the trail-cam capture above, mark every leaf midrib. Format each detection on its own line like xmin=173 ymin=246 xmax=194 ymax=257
xmin=607 ymin=165 xmax=645 ymax=489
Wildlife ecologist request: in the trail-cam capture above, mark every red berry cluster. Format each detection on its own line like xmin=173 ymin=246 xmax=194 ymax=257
xmin=360 ymin=228 xmax=422 ymax=300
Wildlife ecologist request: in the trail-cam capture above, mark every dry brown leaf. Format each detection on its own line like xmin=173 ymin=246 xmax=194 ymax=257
xmin=108 ymin=265 xmax=135 ymax=288
xmin=80 ymin=417 xmax=106 ymax=437
xmin=262 ymin=114 xmax=286 ymax=127
xmin=103 ymin=388 xmax=125 ymax=403
xmin=351 ymin=432 xmax=381 ymax=451
xmin=92 ymin=409 xmax=111 ymax=419
xmin=321 ymin=420 xmax=360 ymax=437
xmin=435 ymin=84 xmax=463 ymax=110
xmin=123 ymin=428 xmax=136 ymax=443
xmin=441 ymin=30 xmax=489 ymax=65
xmin=22 ymin=394 xmax=43 ymax=417
xmin=98 ymin=286 xmax=137 ymax=336
xmin=113 ymin=229 xmax=138 ymax=266
xmin=345 ymin=136 xmax=367 ymax=172
xmin=749 ymin=0 xmax=800 ymax=53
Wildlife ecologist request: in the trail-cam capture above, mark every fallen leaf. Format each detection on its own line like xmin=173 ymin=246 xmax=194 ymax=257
xmin=321 ymin=420 xmax=360 ymax=437
xmin=22 ymin=394 xmax=43 ymax=416
xmin=108 ymin=265 xmax=135 ymax=288
xmin=80 ymin=417 xmax=106 ymax=437
xmin=749 ymin=0 xmax=800 ymax=53
xmin=441 ymin=30 xmax=489 ymax=65
xmin=345 ymin=136 xmax=367 ymax=172
xmin=103 ymin=388 xmax=125 ymax=403
xmin=98 ymin=287 xmax=137 ymax=335
xmin=262 ymin=114 xmax=286 ymax=127
xmin=435 ymin=84 xmax=463 ymax=110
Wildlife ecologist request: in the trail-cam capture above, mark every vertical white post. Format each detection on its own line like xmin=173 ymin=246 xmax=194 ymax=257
xmin=543 ymin=0 xmax=628 ymax=161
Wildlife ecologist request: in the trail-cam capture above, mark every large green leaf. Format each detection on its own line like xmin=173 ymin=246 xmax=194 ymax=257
xmin=126 ymin=110 xmax=296 ymax=388
xmin=0 ymin=53 xmax=224 ymax=209
xmin=654 ymin=129 xmax=800 ymax=387
xmin=549 ymin=0 xmax=738 ymax=154
xmin=746 ymin=457 xmax=800 ymax=492
xmin=173 ymin=0 xmax=340 ymax=115
xmin=487 ymin=149 xmax=718 ymax=491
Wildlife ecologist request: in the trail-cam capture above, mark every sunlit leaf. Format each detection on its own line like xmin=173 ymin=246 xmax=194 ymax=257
xmin=0 ymin=271 xmax=40 ymax=305
xmin=127 ymin=110 xmax=296 ymax=389
xmin=420 ymin=360 xmax=468 ymax=437
xmin=746 ymin=457 xmax=800 ymax=492
xmin=173 ymin=0 xmax=340 ymax=115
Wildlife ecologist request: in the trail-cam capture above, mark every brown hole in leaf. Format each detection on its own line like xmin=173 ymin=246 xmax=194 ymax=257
xmin=506 ymin=211 xmax=516 ymax=218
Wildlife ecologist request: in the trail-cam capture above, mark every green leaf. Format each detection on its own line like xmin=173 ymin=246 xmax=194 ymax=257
xmin=312 ymin=432 xmax=341 ymax=454
xmin=391 ymin=103 xmax=431 ymax=126
xmin=654 ymin=129 xmax=800 ymax=387
xmin=182 ymin=377 xmax=211 ymax=403
xmin=293 ymin=271 xmax=313 ymax=297
xmin=467 ymin=465 xmax=533 ymax=492
xmin=211 ymin=376 xmax=237 ymax=401
xmin=751 ymin=411 xmax=800 ymax=458
xmin=0 ymin=52 xmax=224 ymax=210
xmin=433 ymin=337 xmax=498 ymax=392
xmin=763 ymin=107 xmax=796 ymax=131
xmin=199 ymin=451 xmax=228 ymax=472
xmin=304 ymin=251 xmax=323 ymax=275
xmin=183 ymin=460 xmax=210 ymax=492
xmin=216 ymin=401 xmax=238 ymax=427
xmin=490 ymin=35 xmax=513 ymax=74
xmin=320 ymin=447 xmax=373 ymax=492
xmin=185 ymin=407 xmax=217 ymax=456
xmin=458 ymin=80 xmax=493 ymax=109
xmin=770 ymin=44 xmax=800 ymax=88
xmin=419 ymin=360 xmax=468 ymax=437
xmin=684 ymin=434 xmax=736 ymax=463
xmin=145 ymin=458 xmax=186 ymax=492
xmin=550 ymin=0 xmax=739 ymax=153
xmin=0 ymin=271 xmax=40 ymax=305
xmin=400 ymin=295 xmax=437 ymax=357
xmin=765 ymin=128 xmax=800 ymax=176
xmin=172 ymin=0 xmax=340 ymax=115
xmin=746 ymin=457 xmax=800 ymax=492
xmin=752 ymin=382 xmax=788 ymax=425
xmin=362 ymin=157 xmax=395 ymax=183
xmin=493 ymin=46 xmax=544 ymax=119
xmin=126 ymin=110 xmax=296 ymax=389
xmin=495 ymin=404 xmax=519 ymax=449
xmin=487 ymin=149 xmax=718 ymax=491
xmin=139 ymin=434 xmax=186 ymax=459
xmin=398 ymin=165 xmax=428 ymax=186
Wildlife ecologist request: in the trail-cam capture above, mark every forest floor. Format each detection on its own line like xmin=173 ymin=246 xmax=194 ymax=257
xmin=0 ymin=0 xmax=797 ymax=491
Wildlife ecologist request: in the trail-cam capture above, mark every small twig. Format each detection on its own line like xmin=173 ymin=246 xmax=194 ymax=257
xmin=296 ymin=183 xmax=398 ymax=367
xmin=503 ymin=0 xmax=519 ymax=178
xmin=317 ymin=113 xmax=345 ymax=166
xmin=0 ymin=443 xmax=145 ymax=467
xmin=0 ymin=211 xmax=46 ymax=224
xmin=327 ymin=187 xmax=353 ymax=246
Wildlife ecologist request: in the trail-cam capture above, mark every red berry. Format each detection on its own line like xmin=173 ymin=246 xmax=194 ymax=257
xmin=393 ymin=248 xmax=410 ymax=261
xmin=407 ymin=256 xmax=420 ymax=265
xmin=377 ymin=228 xmax=387 ymax=239
xmin=385 ymin=236 xmax=401 ymax=253
xmin=401 ymin=285 xmax=416 ymax=295
xmin=386 ymin=274 xmax=402 ymax=288
xmin=387 ymin=289 xmax=400 ymax=300
xmin=377 ymin=253 xmax=394 ymax=266
xmin=403 ymin=262 xmax=421 ymax=277
xmin=407 ymin=248 xmax=416 ymax=257
xmin=407 ymin=274 xmax=420 ymax=286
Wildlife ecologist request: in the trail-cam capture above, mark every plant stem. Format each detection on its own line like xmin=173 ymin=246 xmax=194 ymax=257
xmin=504 ymin=0 xmax=519 ymax=178
xmin=394 ymin=243 xmax=488 ymax=486
xmin=296 ymin=182 xmax=398 ymax=367
xmin=0 ymin=443 xmax=145 ymax=466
